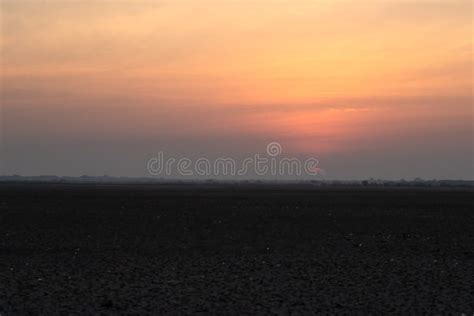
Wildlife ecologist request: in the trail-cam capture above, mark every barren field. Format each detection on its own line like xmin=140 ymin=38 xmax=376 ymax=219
xmin=0 ymin=184 xmax=473 ymax=314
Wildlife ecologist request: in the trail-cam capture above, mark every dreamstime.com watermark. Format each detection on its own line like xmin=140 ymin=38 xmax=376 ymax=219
xmin=147 ymin=142 xmax=324 ymax=177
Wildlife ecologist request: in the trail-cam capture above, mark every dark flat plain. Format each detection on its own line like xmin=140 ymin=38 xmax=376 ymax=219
xmin=0 ymin=184 xmax=473 ymax=314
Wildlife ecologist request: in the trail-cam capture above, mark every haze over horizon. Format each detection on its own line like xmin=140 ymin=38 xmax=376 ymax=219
xmin=1 ymin=0 xmax=472 ymax=180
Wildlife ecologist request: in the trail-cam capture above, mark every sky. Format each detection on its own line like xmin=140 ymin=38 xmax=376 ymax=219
xmin=0 ymin=0 xmax=472 ymax=180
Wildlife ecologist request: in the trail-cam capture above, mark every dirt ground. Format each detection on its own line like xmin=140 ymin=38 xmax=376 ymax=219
xmin=0 ymin=184 xmax=473 ymax=314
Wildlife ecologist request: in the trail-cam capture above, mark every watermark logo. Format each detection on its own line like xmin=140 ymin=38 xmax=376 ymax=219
xmin=147 ymin=142 xmax=323 ymax=177
xmin=266 ymin=141 xmax=282 ymax=157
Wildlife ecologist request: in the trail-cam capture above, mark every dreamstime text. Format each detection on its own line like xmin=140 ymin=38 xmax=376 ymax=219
xmin=147 ymin=142 xmax=323 ymax=177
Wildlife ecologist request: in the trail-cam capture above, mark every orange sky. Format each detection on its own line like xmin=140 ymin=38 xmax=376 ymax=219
xmin=1 ymin=0 xmax=472 ymax=178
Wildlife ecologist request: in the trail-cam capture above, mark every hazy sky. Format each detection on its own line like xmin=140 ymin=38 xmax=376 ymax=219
xmin=1 ymin=0 xmax=472 ymax=179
